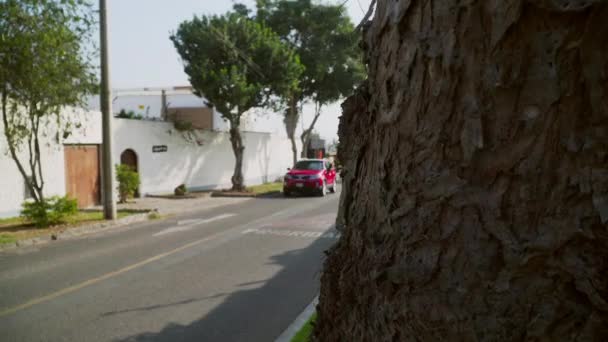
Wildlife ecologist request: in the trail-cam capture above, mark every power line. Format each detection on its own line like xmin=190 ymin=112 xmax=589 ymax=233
xmin=356 ymin=0 xmax=376 ymax=31
xmin=208 ymin=25 xmax=267 ymax=81
xmin=356 ymin=0 xmax=366 ymax=14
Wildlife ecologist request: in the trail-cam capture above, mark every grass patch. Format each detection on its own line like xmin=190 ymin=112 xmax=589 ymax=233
xmin=291 ymin=312 xmax=316 ymax=342
xmin=0 ymin=216 xmax=27 ymax=227
xmin=247 ymin=182 xmax=282 ymax=195
xmin=148 ymin=212 xmax=162 ymax=220
xmin=0 ymin=209 xmax=143 ymax=244
xmin=0 ymin=234 xmax=17 ymax=246
xmin=63 ymin=210 xmax=134 ymax=224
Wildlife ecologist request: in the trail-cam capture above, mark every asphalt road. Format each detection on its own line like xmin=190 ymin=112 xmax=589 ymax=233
xmin=0 ymin=193 xmax=339 ymax=342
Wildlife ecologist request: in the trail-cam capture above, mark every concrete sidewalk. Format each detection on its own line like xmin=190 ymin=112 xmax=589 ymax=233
xmin=92 ymin=195 xmax=251 ymax=216
xmin=1 ymin=196 xmax=252 ymax=252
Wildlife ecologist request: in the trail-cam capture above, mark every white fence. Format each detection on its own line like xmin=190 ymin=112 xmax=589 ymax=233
xmin=0 ymin=111 xmax=297 ymax=218
xmin=0 ymin=109 xmax=102 ymax=218
xmin=113 ymin=119 xmax=297 ymax=195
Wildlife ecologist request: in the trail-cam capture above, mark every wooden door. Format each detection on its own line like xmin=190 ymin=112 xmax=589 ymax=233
xmin=64 ymin=145 xmax=100 ymax=208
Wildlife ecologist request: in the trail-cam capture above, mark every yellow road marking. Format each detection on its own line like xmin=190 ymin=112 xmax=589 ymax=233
xmin=0 ymin=233 xmax=221 ymax=318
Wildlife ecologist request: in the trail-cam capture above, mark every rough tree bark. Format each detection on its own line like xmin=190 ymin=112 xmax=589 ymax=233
xmin=301 ymin=102 xmax=322 ymax=159
xmin=285 ymin=96 xmax=299 ymax=166
xmin=229 ymin=126 xmax=245 ymax=191
xmin=1 ymin=91 xmax=45 ymax=202
xmin=315 ymin=1 xmax=608 ymax=341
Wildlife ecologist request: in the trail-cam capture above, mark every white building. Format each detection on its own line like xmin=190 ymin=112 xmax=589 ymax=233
xmin=0 ymin=109 xmax=103 ymax=218
xmin=86 ymin=86 xmax=286 ymax=135
xmin=0 ymin=102 xmax=297 ymax=218
xmin=112 ymin=118 xmax=294 ymax=195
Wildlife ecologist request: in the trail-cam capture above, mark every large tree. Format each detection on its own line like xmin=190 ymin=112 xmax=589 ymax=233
xmin=316 ymin=0 xmax=608 ymax=340
xmin=171 ymin=10 xmax=302 ymax=191
xmin=257 ymin=0 xmax=365 ymax=163
xmin=0 ymin=0 xmax=97 ymax=203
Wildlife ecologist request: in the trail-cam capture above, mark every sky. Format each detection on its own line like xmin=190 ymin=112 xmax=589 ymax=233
xmin=102 ymin=0 xmax=372 ymax=141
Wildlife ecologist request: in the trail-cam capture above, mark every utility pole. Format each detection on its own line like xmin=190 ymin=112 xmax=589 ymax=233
xmin=161 ymin=89 xmax=167 ymax=121
xmin=99 ymin=0 xmax=116 ymax=220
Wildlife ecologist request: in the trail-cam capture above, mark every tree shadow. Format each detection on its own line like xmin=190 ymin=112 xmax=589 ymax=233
xmin=116 ymin=234 xmax=335 ymax=342
xmin=101 ymin=293 xmax=229 ymax=317
xmin=254 ymin=191 xmax=340 ymax=201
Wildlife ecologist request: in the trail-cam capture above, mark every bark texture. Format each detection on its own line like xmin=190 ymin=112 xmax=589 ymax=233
xmin=285 ymin=97 xmax=299 ymax=166
xmin=1 ymin=92 xmax=45 ymax=202
xmin=315 ymin=1 xmax=608 ymax=341
xmin=229 ymin=126 xmax=245 ymax=191
xmin=301 ymin=102 xmax=322 ymax=159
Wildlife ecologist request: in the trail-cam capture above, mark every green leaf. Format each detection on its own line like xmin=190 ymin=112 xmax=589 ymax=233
xmin=171 ymin=11 xmax=303 ymax=125
xmin=1 ymin=0 xmax=97 ymax=202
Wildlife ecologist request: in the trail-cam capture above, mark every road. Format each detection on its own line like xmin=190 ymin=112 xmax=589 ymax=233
xmin=0 ymin=193 xmax=339 ymax=342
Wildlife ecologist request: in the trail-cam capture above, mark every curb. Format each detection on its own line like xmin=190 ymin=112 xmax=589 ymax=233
xmin=211 ymin=192 xmax=256 ymax=198
xmin=0 ymin=210 xmax=155 ymax=252
xmin=211 ymin=191 xmax=282 ymax=198
xmin=275 ymin=295 xmax=318 ymax=342
xmin=146 ymin=192 xmax=211 ymax=200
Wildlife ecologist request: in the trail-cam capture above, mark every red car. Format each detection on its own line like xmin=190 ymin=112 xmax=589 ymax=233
xmin=283 ymin=159 xmax=337 ymax=197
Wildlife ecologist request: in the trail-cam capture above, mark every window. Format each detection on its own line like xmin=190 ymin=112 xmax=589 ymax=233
xmin=294 ymin=160 xmax=324 ymax=170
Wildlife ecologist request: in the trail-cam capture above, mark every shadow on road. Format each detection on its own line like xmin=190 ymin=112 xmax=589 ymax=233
xmin=254 ymin=191 xmax=340 ymax=201
xmin=101 ymin=293 xmax=229 ymax=317
xmin=117 ymin=233 xmax=335 ymax=342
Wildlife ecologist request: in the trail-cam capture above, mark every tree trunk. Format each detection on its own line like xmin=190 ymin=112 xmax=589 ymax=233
xmin=300 ymin=136 xmax=309 ymax=159
xmin=1 ymin=91 xmax=42 ymax=202
xmin=300 ymin=102 xmax=322 ymax=159
xmin=229 ymin=126 xmax=245 ymax=191
xmin=315 ymin=1 xmax=608 ymax=341
xmin=284 ymin=96 xmax=299 ymax=166
xmin=289 ymin=135 xmax=298 ymax=166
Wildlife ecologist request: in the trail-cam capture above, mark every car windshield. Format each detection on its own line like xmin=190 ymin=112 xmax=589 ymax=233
xmin=294 ymin=161 xmax=324 ymax=170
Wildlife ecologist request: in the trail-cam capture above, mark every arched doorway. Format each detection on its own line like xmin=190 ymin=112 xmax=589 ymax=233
xmin=120 ymin=149 xmax=139 ymax=197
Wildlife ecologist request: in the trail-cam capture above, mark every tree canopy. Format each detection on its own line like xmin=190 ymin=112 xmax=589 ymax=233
xmin=257 ymin=0 xmax=364 ymax=104
xmin=0 ymin=0 xmax=97 ymax=202
xmin=171 ymin=10 xmax=303 ymax=190
xmin=256 ymin=0 xmax=365 ymax=158
xmin=171 ymin=11 xmax=303 ymax=122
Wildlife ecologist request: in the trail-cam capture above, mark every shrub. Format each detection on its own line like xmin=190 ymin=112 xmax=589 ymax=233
xmin=21 ymin=196 xmax=78 ymax=228
xmin=115 ymin=109 xmax=143 ymax=120
xmin=174 ymin=120 xmax=193 ymax=131
xmin=174 ymin=184 xmax=187 ymax=196
xmin=116 ymin=164 xmax=140 ymax=203
xmin=148 ymin=211 xmax=161 ymax=220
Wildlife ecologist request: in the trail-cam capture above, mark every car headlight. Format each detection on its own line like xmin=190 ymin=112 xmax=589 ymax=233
xmin=284 ymin=174 xmax=293 ymax=180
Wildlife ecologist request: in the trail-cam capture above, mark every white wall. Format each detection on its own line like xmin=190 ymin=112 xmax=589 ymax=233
xmin=0 ymin=109 xmax=102 ymax=218
xmin=0 ymin=107 xmax=296 ymax=217
xmin=87 ymin=91 xmax=285 ymax=134
xmin=113 ymin=119 xmax=298 ymax=195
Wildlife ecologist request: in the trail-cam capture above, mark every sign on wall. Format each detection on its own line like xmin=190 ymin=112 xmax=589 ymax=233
xmin=152 ymin=145 xmax=168 ymax=153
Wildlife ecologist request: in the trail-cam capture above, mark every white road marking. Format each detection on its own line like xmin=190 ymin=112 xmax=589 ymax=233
xmin=242 ymin=228 xmax=340 ymax=239
xmin=153 ymin=213 xmax=237 ymax=237
xmin=176 ymin=219 xmax=202 ymax=226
